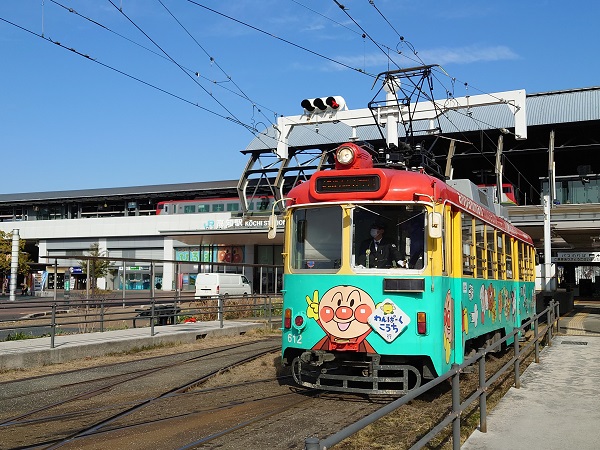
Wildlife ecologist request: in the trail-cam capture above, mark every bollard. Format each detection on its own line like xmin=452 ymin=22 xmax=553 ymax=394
xmin=478 ymin=349 xmax=487 ymax=433
xmin=150 ymin=301 xmax=155 ymax=337
xmin=50 ymin=303 xmax=57 ymax=349
xmin=218 ymin=296 xmax=224 ymax=328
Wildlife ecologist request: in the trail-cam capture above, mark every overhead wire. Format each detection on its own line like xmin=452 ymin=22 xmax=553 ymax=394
xmin=13 ymin=2 xmax=542 ymax=200
xmin=106 ymin=0 xmax=245 ymax=130
xmin=48 ymin=0 xmax=280 ymax=130
xmin=361 ymin=0 xmax=541 ymax=200
xmin=0 ymin=15 xmax=255 ymax=132
xmin=3 ymin=5 xmax=353 ymax=157
xmin=62 ymin=0 xmax=385 ymax=153
xmin=185 ymin=0 xmax=378 ymax=78
xmin=105 ymin=0 xmax=299 ymax=153
xmin=365 ymin=0 xmax=525 ymax=120
xmin=155 ymin=0 xmax=277 ymax=131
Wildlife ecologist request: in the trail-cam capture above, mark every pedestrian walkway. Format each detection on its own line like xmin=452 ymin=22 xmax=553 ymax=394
xmin=463 ymin=303 xmax=600 ymax=450
xmin=0 ymin=321 xmax=266 ymax=371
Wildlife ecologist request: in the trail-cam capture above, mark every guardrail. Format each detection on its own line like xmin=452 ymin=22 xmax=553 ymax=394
xmin=0 ymin=293 xmax=282 ymax=348
xmin=305 ymin=300 xmax=560 ymax=450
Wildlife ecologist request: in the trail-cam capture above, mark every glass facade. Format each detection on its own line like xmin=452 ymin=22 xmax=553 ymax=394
xmin=543 ymin=176 xmax=600 ymax=205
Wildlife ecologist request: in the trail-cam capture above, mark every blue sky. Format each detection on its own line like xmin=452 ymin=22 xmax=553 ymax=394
xmin=1 ymin=1 xmax=598 ymax=193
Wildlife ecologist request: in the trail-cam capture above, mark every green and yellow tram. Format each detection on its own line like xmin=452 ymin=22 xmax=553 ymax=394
xmin=280 ymin=142 xmax=536 ymax=394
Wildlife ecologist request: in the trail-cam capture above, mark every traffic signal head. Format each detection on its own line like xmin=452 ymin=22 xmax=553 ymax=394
xmin=300 ymin=96 xmax=346 ymax=114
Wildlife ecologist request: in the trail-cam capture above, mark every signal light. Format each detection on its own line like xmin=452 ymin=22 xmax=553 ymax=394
xmin=417 ymin=312 xmax=427 ymax=335
xmin=284 ymin=308 xmax=292 ymax=329
xmin=326 ymin=96 xmax=339 ymax=109
xmin=300 ymin=99 xmax=315 ymax=112
xmin=300 ymin=96 xmax=346 ymax=114
xmin=313 ymin=98 xmax=326 ymax=111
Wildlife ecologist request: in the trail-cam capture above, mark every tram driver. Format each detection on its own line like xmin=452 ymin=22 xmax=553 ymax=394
xmin=357 ymin=222 xmax=404 ymax=269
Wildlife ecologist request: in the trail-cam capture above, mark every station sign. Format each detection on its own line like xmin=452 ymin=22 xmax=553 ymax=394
xmin=552 ymin=252 xmax=600 ymax=263
xmin=202 ymin=217 xmax=285 ymax=231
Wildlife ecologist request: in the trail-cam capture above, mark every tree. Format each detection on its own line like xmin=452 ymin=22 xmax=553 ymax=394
xmin=79 ymin=243 xmax=111 ymax=290
xmin=0 ymin=230 xmax=31 ymax=279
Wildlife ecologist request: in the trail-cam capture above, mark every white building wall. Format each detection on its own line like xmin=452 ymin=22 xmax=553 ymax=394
xmin=0 ymin=212 xmax=281 ymax=292
xmin=163 ymin=237 xmax=174 ymax=291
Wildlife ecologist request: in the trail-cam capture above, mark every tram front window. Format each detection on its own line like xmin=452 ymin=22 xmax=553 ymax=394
xmin=352 ymin=205 xmax=426 ymax=270
xmin=291 ymin=207 xmax=342 ymax=271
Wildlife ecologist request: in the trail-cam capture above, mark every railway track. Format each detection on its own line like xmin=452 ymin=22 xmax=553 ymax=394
xmin=0 ymin=329 xmax=552 ymax=450
xmin=0 ymin=338 xmax=281 ymax=448
xmin=0 ymin=334 xmax=390 ymax=450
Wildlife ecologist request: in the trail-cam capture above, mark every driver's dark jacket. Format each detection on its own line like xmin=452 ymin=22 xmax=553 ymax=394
xmin=357 ymin=238 xmax=401 ymax=268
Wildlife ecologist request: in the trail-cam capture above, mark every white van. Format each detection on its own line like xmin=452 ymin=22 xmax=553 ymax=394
xmin=195 ymin=273 xmax=252 ymax=298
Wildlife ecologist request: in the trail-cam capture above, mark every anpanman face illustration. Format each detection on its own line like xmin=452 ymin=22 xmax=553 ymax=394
xmin=318 ymin=285 xmax=375 ymax=339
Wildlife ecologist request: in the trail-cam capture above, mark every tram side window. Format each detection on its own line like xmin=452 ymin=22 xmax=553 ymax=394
xmin=487 ymin=227 xmax=497 ymax=279
xmin=520 ymin=243 xmax=534 ymax=281
xmin=475 ymin=219 xmax=486 ymax=278
xmin=517 ymin=242 xmax=525 ymax=281
xmin=461 ymin=213 xmax=475 ymax=276
xmin=212 ymin=203 xmax=225 ymax=212
xmin=497 ymin=233 xmax=506 ymax=279
xmin=198 ymin=204 xmax=210 ymax=213
xmin=291 ymin=207 xmax=342 ymax=271
xmin=183 ymin=205 xmax=196 ymax=214
xmin=506 ymin=237 xmax=514 ymax=279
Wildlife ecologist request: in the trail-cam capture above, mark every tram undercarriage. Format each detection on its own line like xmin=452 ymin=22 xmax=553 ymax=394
xmin=291 ymin=351 xmax=424 ymax=395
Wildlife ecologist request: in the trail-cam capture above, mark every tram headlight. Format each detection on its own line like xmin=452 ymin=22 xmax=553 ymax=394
xmin=336 ymin=145 xmax=355 ymax=165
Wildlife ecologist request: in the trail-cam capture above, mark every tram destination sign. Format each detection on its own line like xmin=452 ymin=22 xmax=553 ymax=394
xmin=552 ymin=252 xmax=600 ymax=263
xmin=315 ymin=175 xmax=380 ymax=193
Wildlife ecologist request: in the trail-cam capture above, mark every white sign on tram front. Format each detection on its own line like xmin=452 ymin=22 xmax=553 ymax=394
xmin=553 ymin=252 xmax=600 ymax=263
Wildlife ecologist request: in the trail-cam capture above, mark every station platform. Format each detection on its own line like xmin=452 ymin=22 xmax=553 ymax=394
xmin=0 ymin=321 xmax=267 ymax=371
xmin=463 ymin=301 xmax=600 ymax=449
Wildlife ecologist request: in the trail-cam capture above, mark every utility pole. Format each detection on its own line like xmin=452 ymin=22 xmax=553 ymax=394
xmin=543 ymin=130 xmax=556 ymax=292
xmin=9 ymin=229 xmax=19 ymax=301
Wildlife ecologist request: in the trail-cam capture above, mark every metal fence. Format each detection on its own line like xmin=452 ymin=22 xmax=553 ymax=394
xmin=305 ymin=300 xmax=560 ymax=450
xmin=0 ymin=293 xmax=282 ymax=348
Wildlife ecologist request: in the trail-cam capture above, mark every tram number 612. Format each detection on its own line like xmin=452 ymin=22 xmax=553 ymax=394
xmin=287 ymin=333 xmax=302 ymax=345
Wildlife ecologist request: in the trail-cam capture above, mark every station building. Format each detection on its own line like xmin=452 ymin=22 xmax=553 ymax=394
xmin=0 ymin=181 xmax=283 ymax=294
xmin=2 ymin=86 xmax=600 ymax=297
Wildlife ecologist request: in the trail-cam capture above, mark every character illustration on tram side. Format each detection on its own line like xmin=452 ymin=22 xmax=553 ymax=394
xmin=307 ymin=285 xmax=376 ymax=352
xmin=304 ymin=284 xmax=454 ymax=364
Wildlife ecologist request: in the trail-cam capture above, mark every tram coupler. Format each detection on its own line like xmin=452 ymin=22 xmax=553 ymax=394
xmin=299 ymin=350 xmax=335 ymax=366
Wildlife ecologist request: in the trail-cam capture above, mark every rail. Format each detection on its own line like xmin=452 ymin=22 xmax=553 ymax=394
xmin=304 ymin=300 xmax=560 ymax=450
xmin=0 ymin=293 xmax=282 ymax=348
